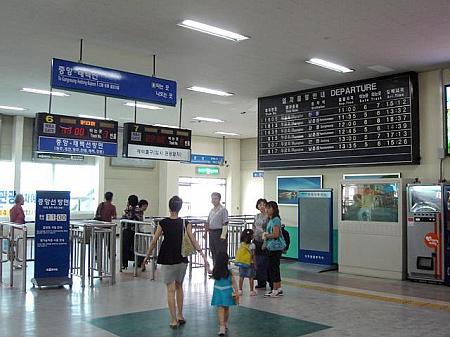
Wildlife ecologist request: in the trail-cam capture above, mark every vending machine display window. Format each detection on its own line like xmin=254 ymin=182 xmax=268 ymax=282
xmin=407 ymin=185 xmax=441 ymax=213
xmin=341 ymin=182 xmax=399 ymax=222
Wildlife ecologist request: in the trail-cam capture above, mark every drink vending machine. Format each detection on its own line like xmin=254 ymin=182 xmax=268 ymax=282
xmin=406 ymin=183 xmax=450 ymax=284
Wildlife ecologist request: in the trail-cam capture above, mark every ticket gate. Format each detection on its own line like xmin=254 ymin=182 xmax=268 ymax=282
xmin=406 ymin=184 xmax=450 ymax=284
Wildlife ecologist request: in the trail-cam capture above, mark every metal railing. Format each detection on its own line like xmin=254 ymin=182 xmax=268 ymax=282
xmin=186 ymin=219 xmax=209 ymax=276
xmin=0 ymin=221 xmax=28 ymax=292
xmin=134 ymin=232 xmax=157 ymax=279
xmin=70 ymin=221 xmax=117 ymax=287
xmin=119 ymin=219 xmax=157 ymax=272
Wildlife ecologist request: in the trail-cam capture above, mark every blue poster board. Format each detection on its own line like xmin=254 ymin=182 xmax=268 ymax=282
xmin=32 ymin=191 xmax=71 ymax=287
xmin=51 ymin=58 xmax=177 ymax=107
xmin=298 ymin=189 xmax=333 ymax=265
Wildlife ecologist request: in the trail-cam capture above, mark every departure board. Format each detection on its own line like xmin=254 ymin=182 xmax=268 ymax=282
xmin=258 ymin=72 xmax=419 ymax=170
xmin=34 ymin=112 xmax=118 ymax=157
xmin=123 ymin=123 xmax=191 ymax=162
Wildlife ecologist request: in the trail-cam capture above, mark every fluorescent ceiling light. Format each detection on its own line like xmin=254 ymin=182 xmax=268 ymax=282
xmin=125 ymin=102 xmax=163 ymax=110
xmin=0 ymin=105 xmax=26 ymax=111
xmin=215 ymin=131 xmax=239 ymax=136
xmin=187 ymin=86 xmax=233 ymax=96
xmin=154 ymin=123 xmax=179 ymax=129
xmin=21 ymin=88 xmax=70 ymax=96
xmin=305 ymin=58 xmax=354 ymax=73
xmin=367 ymin=65 xmax=394 ymax=73
xmin=178 ymin=19 xmax=249 ymax=42
xmin=193 ymin=117 xmax=224 ymax=123
xmin=78 ymin=114 xmax=110 ymax=120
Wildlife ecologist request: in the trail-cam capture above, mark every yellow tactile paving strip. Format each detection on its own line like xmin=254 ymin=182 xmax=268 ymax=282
xmin=283 ymin=278 xmax=450 ymax=312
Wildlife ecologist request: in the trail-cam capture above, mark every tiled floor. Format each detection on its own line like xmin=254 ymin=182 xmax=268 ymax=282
xmin=1 ymin=260 xmax=450 ymax=337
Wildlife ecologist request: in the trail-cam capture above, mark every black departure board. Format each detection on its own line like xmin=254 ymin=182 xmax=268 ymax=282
xmin=123 ymin=123 xmax=192 ymax=162
xmin=34 ymin=112 xmax=118 ymax=157
xmin=258 ymin=72 xmax=419 ymax=170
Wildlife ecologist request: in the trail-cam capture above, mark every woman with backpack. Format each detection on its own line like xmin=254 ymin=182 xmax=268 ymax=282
xmin=262 ymin=201 xmax=286 ymax=298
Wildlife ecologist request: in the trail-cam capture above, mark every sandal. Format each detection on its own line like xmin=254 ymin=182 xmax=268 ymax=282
xmin=169 ymin=323 xmax=178 ymax=329
xmin=178 ymin=319 xmax=186 ymax=325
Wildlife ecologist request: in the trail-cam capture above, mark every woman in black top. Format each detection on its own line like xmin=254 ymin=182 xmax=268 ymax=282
xmin=142 ymin=196 xmax=207 ymax=329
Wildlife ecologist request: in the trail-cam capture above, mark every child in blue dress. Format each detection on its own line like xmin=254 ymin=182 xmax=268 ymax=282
xmin=208 ymin=251 xmax=239 ymax=336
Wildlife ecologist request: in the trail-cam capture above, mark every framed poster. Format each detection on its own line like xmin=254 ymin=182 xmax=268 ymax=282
xmin=277 ymin=175 xmax=322 ymax=206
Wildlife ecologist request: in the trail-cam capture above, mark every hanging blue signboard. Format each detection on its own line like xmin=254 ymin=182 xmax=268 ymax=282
xmin=252 ymin=171 xmax=264 ymax=178
xmin=190 ymin=154 xmax=224 ymax=165
xmin=298 ymin=189 xmax=333 ymax=265
xmin=32 ymin=190 xmax=71 ymax=287
xmin=51 ymin=58 xmax=177 ymax=107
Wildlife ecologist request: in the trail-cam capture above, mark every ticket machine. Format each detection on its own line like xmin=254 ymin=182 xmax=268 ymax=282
xmin=406 ymin=184 xmax=450 ymax=284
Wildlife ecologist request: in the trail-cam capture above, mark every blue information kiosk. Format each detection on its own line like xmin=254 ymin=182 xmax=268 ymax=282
xmin=31 ymin=190 xmax=72 ymax=288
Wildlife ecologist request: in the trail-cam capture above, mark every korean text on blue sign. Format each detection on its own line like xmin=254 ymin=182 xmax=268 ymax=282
xmin=34 ymin=191 xmax=71 ymax=280
xmin=51 ymin=58 xmax=177 ymax=107
xmin=38 ymin=136 xmax=117 ymax=157
xmin=190 ymin=154 xmax=224 ymax=165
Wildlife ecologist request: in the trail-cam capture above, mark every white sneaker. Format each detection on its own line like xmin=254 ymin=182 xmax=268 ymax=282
xmin=218 ymin=326 xmax=226 ymax=336
xmin=269 ymin=289 xmax=282 ymax=298
xmin=277 ymin=289 xmax=284 ymax=296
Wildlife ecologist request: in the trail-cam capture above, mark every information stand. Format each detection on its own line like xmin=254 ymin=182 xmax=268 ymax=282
xmin=32 ymin=191 xmax=72 ymax=288
xmin=298 ymin=189 xmax=334 ymax=266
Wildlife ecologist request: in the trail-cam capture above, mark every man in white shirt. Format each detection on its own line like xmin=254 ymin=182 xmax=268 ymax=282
xmin=206 ymin=192 xmax=229 ymax=265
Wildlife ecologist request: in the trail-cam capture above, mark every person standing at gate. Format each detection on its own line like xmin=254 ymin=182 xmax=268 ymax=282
xmin=206 ymin=192 xmax=229 ymax=266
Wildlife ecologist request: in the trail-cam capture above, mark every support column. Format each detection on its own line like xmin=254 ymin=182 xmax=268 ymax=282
xmin=12 ymin=116 xmax=24 ymax=194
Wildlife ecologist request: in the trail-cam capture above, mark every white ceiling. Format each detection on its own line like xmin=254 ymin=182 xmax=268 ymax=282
xmin=1 ymin=0 xmax=450 ymax=139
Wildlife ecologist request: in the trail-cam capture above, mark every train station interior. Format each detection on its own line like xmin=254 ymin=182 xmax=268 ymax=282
xmin=2 ymin=1 xmax=450 ymax=336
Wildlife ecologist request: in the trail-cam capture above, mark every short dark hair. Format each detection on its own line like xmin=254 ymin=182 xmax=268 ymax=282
xmin=266 ymin=201 xmax=280 ymax=219
xmin=104 ymin=192 xmax=113 ymax=201
xmin=256 ymin=198 xmax=267 ymax=210
xmin=212 ymin=251 xmax=230 ymax=280
xmin=211 ymin=192 xmax=221 ymax=200
xmin=127 ymin=194 xmax=139 ymax=207
xmin=138 ymin=199 xmax=148 ymax=208
xmin=240 ymin=228 xmax=254 ymax=244
xmin=169 ymin=196 xmax=183 ymax=213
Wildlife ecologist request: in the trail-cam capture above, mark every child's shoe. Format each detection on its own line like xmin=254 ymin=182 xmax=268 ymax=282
xmin=218 ymin=326 xmax=226 ymax=336
xmin=264 ymin=290 xmax=273 ymax=297
xmin=250 ymin=290 xmax=257 ymax=296
xmin=238 ymin=290 xmax=243 ymax=296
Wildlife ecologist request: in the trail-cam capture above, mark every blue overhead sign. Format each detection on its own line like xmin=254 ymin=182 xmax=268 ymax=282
xmin=51 ymin=58 xmax=177 ymax=106
xmin=191 ymin=154 xmax=224 ymax=165
xmin=37 ymin=136 xmax=118 ymax=157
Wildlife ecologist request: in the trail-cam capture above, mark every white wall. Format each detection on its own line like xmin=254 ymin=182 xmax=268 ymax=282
xmin=0 ymin=114 xmax=13 ymax=160
xmin=240 ymin=138 xmax=264 ymax=214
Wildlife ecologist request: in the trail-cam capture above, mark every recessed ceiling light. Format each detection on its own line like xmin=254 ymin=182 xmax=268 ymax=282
xmin=187 ymin=86 xmax=233 ymax=96
xmin=0 ymin=105 xmax=26 ymax=111
xmin=193 ymin=117 xmax=224 ymax=123
xmin=177 ymin=19 xmax=249 ymax=42
xmin=367 ymin=65 xmax=394 ymax=73
xmin=21 ymin=87 xmax=70 ymax=96
xmin=78 ymin=114 xmax=111 ymax=120
xmin=305 ymin=58 xmax=354 ymax=73
xmin=124 ymin=102 xmax=163 ymax=110
xmin=215 ymin=131 xmax=239 ymax=136
xmin=154 ymin=123 xmax=179 ymax=129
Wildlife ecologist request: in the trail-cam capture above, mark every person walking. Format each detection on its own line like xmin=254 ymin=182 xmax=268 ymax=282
xmin=142 ymin=196 xmax=207 ymax=329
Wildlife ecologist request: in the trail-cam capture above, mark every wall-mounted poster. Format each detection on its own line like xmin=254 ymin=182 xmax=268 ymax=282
xmin=277 ymin=176 xmax=322 ymax=206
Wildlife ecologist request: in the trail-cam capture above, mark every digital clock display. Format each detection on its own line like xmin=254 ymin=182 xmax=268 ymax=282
xmin=34 ymin=112 xmax=118 ymax=157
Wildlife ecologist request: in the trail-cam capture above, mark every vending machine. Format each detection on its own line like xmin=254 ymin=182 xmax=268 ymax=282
xmin=406 ymin=184 xmax=450 ymax=284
